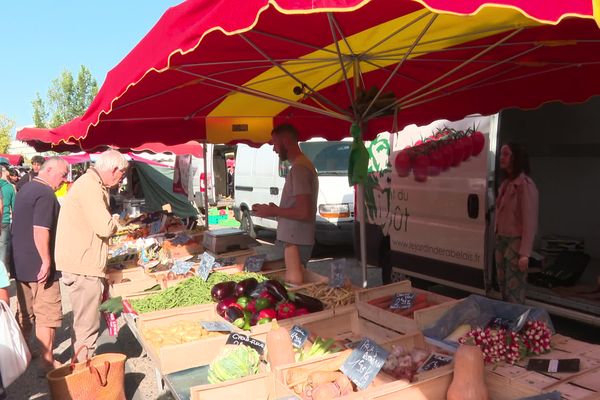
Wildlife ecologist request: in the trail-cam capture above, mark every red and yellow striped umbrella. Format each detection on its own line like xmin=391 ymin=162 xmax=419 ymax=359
xmin=18 ymin=0 xmax=600 ymax=149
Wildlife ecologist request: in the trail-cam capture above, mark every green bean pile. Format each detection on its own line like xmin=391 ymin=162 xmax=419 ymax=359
xmin=130 ymin=272 xmax=267 ymax=314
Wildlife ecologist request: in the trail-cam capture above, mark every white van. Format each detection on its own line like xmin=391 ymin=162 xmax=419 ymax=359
xmin=233 ymin=139 xmax=354 ymax=245
xmin=174 ymin=144 xmax=235 ymax=209
xmin=362 ymin=100 xmax=600 ymax=326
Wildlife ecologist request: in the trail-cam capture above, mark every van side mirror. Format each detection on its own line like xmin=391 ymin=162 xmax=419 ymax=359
xmin=467 ymin=194 xmax=479 ymax=219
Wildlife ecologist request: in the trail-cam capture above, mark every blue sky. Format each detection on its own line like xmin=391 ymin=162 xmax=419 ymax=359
xmin=0 ymin=1 xmax=182 ymax=136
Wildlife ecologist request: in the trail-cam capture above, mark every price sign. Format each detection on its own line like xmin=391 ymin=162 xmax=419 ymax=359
xmin=198 ymin=252 xmax=216 ymax=281
xmin=340 ymin=337 xmax=389 ymax=390
xmin=244 ymin=254 xmax=267 ymax=272
xmin=171 ymin=260 xmax=195 ymax=275
xmin=201 ymin=321 xmax=234 ymax=332
xmin=289 ymin=325 xmax=310 ymax=349
xmin=329 ymin=260 xmax=346 ymax=288
xmin=226 ymin=333 xmax=266 ymax=355
xmin=150 ymin=220 xmax=162 ymax=235
xmin=418 ymin=353 xmax=453 ymax=372
xmin=389 ymin=292 xmax=415 ymax=310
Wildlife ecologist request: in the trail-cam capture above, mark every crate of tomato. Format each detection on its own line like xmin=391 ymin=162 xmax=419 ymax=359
xmin=355 ymin=281 xmax=459 ymax=334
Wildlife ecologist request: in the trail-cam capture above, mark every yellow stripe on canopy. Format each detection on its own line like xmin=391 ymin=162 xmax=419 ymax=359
xmin=207 ymin=7 xmax=540 ymax=143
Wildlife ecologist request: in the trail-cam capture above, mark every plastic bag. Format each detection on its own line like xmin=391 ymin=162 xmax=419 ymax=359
xmin=0 ymin=300 xmax=31 ymax=387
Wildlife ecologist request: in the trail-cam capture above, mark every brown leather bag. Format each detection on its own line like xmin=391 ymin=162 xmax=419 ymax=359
xmin=46 ymin=346 xmax=126 ymax=400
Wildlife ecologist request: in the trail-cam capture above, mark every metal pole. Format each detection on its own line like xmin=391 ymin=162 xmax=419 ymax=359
xmin=352 ymin=58 xmax=368 ymax=289
xmin=202 ymin=141 xmax=210 ymax=229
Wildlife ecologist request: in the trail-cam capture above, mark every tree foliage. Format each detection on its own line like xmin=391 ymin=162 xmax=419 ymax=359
xmin=32 ymin=65 xmax=99 ymax=128
xmin=0 ymin=115 xmax=15 ymax=153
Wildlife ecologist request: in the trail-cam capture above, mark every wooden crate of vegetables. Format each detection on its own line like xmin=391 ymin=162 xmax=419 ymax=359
xmin=105 ymin=264 xmax=146 ymax=284
xmin=297 ymin=282 xmax=357 ymax=310
xmin=355 ymin=281 xmax=457 ymax=334
xmin=366 ymin=371 xmax=454 ymax=400
xmin=108 ymin=276 xmax=162 ymax=297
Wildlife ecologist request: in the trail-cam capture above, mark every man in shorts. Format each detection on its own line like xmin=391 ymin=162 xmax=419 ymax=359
xmin=253 ymin=124 xmax=318 ymax=284
xmin=11 ymin=157 xmax=68 ymax=373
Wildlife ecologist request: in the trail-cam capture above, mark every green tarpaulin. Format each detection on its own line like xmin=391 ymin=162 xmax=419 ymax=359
xmin=134 ymin=161 xmax=198 ymax=218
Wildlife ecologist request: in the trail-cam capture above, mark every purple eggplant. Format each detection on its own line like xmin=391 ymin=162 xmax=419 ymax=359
xmin=292 ymin=293 xmax=324 ymax=313
xmin=234 ymin=278 xmax=259 ymax=297
xmin=224 ymin=306 xmax=245 ymax=324
xmin=211 ymin=281 xmax=236 ymax=302
xmin=216 ymin=297 xmax=237 ymax=317
xmin=264 ymin=279 xmax=289 ymax=302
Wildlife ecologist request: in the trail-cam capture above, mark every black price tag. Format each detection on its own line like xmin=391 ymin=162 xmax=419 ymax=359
xmin=226 ymin=333 xmax=266 ymax=355
xmin=244 ymin=254 xmax=267 ymax=272
xmin=198 ymin=252 xmax=215 ymax=281
xmin=340 ymin=337 xmax=389 ymax=390
xmin=201 ymin=321 xmax=234 ymax=332
xmin=289 ymin=325 xmax=310 ymax=349
xmin=389 ymin=292 xmax=415 ymax=310
xmin=418 ymin=353 xmax=453 ymax=372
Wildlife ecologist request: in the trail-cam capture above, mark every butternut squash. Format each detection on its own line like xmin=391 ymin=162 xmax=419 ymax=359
xmin=266 ymin=321 xmax=296 ymax=369
xmin=447 ymin=344 xmax=488 ymax=400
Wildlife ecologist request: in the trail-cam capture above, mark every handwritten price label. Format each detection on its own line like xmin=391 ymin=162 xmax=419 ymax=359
xmin=226 ymin=333 xmax=266 ymax=355
xmin=340 ymin=337 xmax=389 ymax=390
xmin=289 ymin=325 xmax=310 ymax=349
xmin=198 ymin=252 xmax=216 ymax=281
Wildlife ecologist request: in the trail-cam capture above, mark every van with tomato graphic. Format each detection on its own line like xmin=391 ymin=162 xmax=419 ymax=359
xmin=362 ymin=101 xmax=600 ymax=326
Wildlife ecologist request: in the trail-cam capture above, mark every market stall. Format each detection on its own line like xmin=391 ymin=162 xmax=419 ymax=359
xmin=98 ymin=212 xmax=600 ymax=400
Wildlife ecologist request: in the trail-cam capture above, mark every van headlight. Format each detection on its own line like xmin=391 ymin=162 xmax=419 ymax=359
xmin=319 ymin=204 xmax=350 ymax=218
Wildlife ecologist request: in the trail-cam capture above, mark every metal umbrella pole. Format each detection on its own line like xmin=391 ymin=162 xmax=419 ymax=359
xmin=202 ymin=140 xmax=210 ymax=229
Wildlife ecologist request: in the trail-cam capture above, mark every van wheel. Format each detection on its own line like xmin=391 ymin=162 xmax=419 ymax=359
xmin=240 ymin=209 xmax=256 ymax=238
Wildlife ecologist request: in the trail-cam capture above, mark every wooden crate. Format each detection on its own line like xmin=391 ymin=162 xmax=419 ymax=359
xmin=355 ymin=281 xmax=457 ymax=334
xmin=275 ymin=350 xmax=390 ymax=400
xmin=108 ymin=277 xmax=161 ymax=297
xmin=379 ymin=332 xmax=454 ymax=383
xmin=294 ymin=305 xmax=402 ymax=345
xmin=366 ymin=370 xmax=454 ymax=400
xmin=263 ymin=268 xmax=329 ymax=291
xmin=190 ymin=372 xmax=296 ymax=400
xmin=136 ymin=304 xmax=269 ymax=374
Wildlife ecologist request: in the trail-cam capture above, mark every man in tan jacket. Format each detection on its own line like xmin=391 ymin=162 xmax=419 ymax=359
xmin=55 ymin=150 xmax=128 ymax=361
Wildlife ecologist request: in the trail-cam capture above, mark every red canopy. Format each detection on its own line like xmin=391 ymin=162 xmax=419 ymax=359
xmin=0 ymin=154 xmax=24 ymax=166
xmin=17 ymin=0 xmax=600 ymax=149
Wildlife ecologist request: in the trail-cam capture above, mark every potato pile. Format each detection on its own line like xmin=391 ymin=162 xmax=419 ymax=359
xmin=142 ymin=320 xmax=222 ymax=349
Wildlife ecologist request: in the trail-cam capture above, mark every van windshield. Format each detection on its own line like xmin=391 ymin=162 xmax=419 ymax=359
xmin=299 ymin=141 xmax=350 ymax=176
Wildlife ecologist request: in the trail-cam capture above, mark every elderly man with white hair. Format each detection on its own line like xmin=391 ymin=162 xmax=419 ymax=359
xmin=55 ymin=150 xmax=128 ymax=361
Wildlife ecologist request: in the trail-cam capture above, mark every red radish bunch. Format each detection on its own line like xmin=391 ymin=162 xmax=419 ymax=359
xmin=520 ymin=320 xmax=552 ymax=355
xmin=458 ymin=320 xmax=552 ymax=365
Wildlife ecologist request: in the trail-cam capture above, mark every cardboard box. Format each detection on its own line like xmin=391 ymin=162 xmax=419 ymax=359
xmin=355 ymin=281 xmax=458 ymax=334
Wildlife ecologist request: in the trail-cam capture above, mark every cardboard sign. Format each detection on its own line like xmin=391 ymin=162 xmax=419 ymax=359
xmin=340 ymin=337 xmax=389 ymax=390
xmin=201 ymin=321 xmax=234 ymax=332
xmin=289 ymin=325 xmax=310 ymax=349
xmin=418 ymin=353 xmax=453 ymax=372
xmin=389 ymin=292 xmax=415 ymax=310
xmin=226 ymin=333 xmax=266 ymax=355
xmin=244 ymin=254 xmax=267 ymax=272
xmin=198 ymin=252 xmax=216 ymax=281
xmin=171 ymin=260 xmax=195 ymax=275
